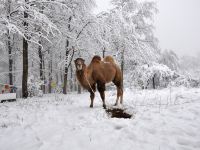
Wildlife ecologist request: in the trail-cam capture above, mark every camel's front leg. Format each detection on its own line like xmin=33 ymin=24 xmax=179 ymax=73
xmin=89 ymin=91 xmax=95 ymax=108
xmin=89 ymin=84 xmax=96 ymax=108
xmin=100 ymin=91 xmax=106 ymax=109
xmin=97 ymin=81 xmax=106 ymax=109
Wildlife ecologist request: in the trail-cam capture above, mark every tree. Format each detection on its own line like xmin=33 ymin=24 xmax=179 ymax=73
xmin=95 ymin=0 xmax=159 ymax=88
xmin=0 ymin=0 xmax=164 ymax=94
xmin=160 ymin=50 xmax=179 ymax=71
xmin=132 ymin=63 xmax=176 ymax=89
xmin=179 ymin=55 xmax=200 ymax=79
xmin=6 ymin=0 xmax=13 ymax=86
xmin=56 ymin=0 xmax=96 ymax=94
xmin=0 ymin=0 xmax=66 ymax=97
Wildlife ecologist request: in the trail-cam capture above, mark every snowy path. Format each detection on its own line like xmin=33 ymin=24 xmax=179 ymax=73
xmin=0 ymin=87 xmax=200 ymax=150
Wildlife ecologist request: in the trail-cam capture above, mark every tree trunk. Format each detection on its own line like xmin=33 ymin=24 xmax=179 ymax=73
xmin=63 ymin=69 xmax=68 ymax=94
xmin=59 ymin=53 xmax=63 ymax=84
xmin=8 ymin=31 xmax=13 ymax=86
xmin=102 ymin=47 xmax=105 ymax=58
xmin=22 ymin=1 xmax=29 ymax=98
xmin=48 ymin=50 xmax=52 ymax=93
xmin=78 ymin=84 xmax=81 ymax=94
xmin=22 ymin=37 xmax=28 ymax=98
xmin=70 ymin=64 xmax=73 ymax=92
xmin=63 ymin=16 xmax=72 ymax=94
xmin=152 ymin=74 xmax=156 ymax=89
xmin=121 ymin=49 xmax=124 ymax=89
xmin=42 ymin=56 xmax=46 ymax=93
xmin=38 ymin=41 xmax=46 ymax=93
xmin=7 ymin=0 xmax=13 ymax=86
xmin=38 ymin=42 xmax=43 ymax=78
xmin=38 ymin=6 xmax=45 ymax=94
xmin=13 ymin=48 xmax=16 ymax=84
xmin=63 ymin=39 xmax=69 ymax=94
xmin=56 ymin=73 xmax=59 ymax=85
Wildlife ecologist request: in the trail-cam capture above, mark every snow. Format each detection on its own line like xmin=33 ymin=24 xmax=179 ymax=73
xmin=0 ymin=87 xmax=200 ymax=150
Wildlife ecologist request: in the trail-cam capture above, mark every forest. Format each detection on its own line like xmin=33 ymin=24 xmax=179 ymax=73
xmin=0 ymin=0 xmax=200 ymax=150
xmin=0 ymin=0 xmax=199 ymax=97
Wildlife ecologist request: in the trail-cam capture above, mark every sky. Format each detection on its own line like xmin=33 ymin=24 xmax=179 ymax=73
xmin=94 ymin=0 xmax=200 ymax=57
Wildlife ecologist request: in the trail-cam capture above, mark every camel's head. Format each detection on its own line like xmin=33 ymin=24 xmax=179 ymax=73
xmin=74 ymin=58 xmax=85 ymax=71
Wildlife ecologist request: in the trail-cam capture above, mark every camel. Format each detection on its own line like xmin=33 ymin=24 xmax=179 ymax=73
xmin=74 ymin=55 xmax=123 ymax=109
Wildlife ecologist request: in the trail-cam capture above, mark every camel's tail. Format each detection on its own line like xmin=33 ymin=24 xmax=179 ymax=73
xmin=103 ymin=56 xmax=115 ymax=64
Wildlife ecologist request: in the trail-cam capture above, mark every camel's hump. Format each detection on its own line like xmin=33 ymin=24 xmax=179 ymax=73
xmin=103 ymin=56 xmax=115 ymax=64
xmin=91 ymin=55 xmax=101 ymax=62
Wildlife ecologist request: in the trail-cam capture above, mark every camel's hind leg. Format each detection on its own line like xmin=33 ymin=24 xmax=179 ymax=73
xmin=119 ymin=88 xmax=123 ymax=104
xmin=97 ymin=81 xmax=106 ymax=109
xmin=113 ymin=80 xmax=123 ymax=106
xmin=115 ymin=87 xmax=123 ymax=106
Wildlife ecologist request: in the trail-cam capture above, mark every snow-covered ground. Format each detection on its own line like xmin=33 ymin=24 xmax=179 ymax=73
xmin=0 ymin=87 xmax=200 ymax=150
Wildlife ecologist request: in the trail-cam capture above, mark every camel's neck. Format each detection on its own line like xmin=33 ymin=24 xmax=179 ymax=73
xmin=76 ymin=66 xmax=90 ymax=89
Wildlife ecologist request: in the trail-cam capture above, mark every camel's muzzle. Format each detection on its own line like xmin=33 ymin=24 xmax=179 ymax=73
xmin=77 ymin=64 xmax=82 ymax=70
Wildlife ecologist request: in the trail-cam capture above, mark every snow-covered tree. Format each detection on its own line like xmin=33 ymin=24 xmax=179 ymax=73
xmin=130 ymin=63 xmax=176 ymax=89
xmin=179 ymin=55 xmax=200 ymax=79
xmin=0 ymin=0 xmax=176 ymax=96
xmin=0 ymin=0 xmax=98 ymax=96
xmin=94 ymin=0 xmax=160 ymax=88
xmin=160 ymin=50 xmax=179 ymax=71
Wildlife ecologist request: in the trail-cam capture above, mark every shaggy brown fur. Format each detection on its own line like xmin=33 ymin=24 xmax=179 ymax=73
xmin=74 ymin=55 xmax=123 ymax=109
